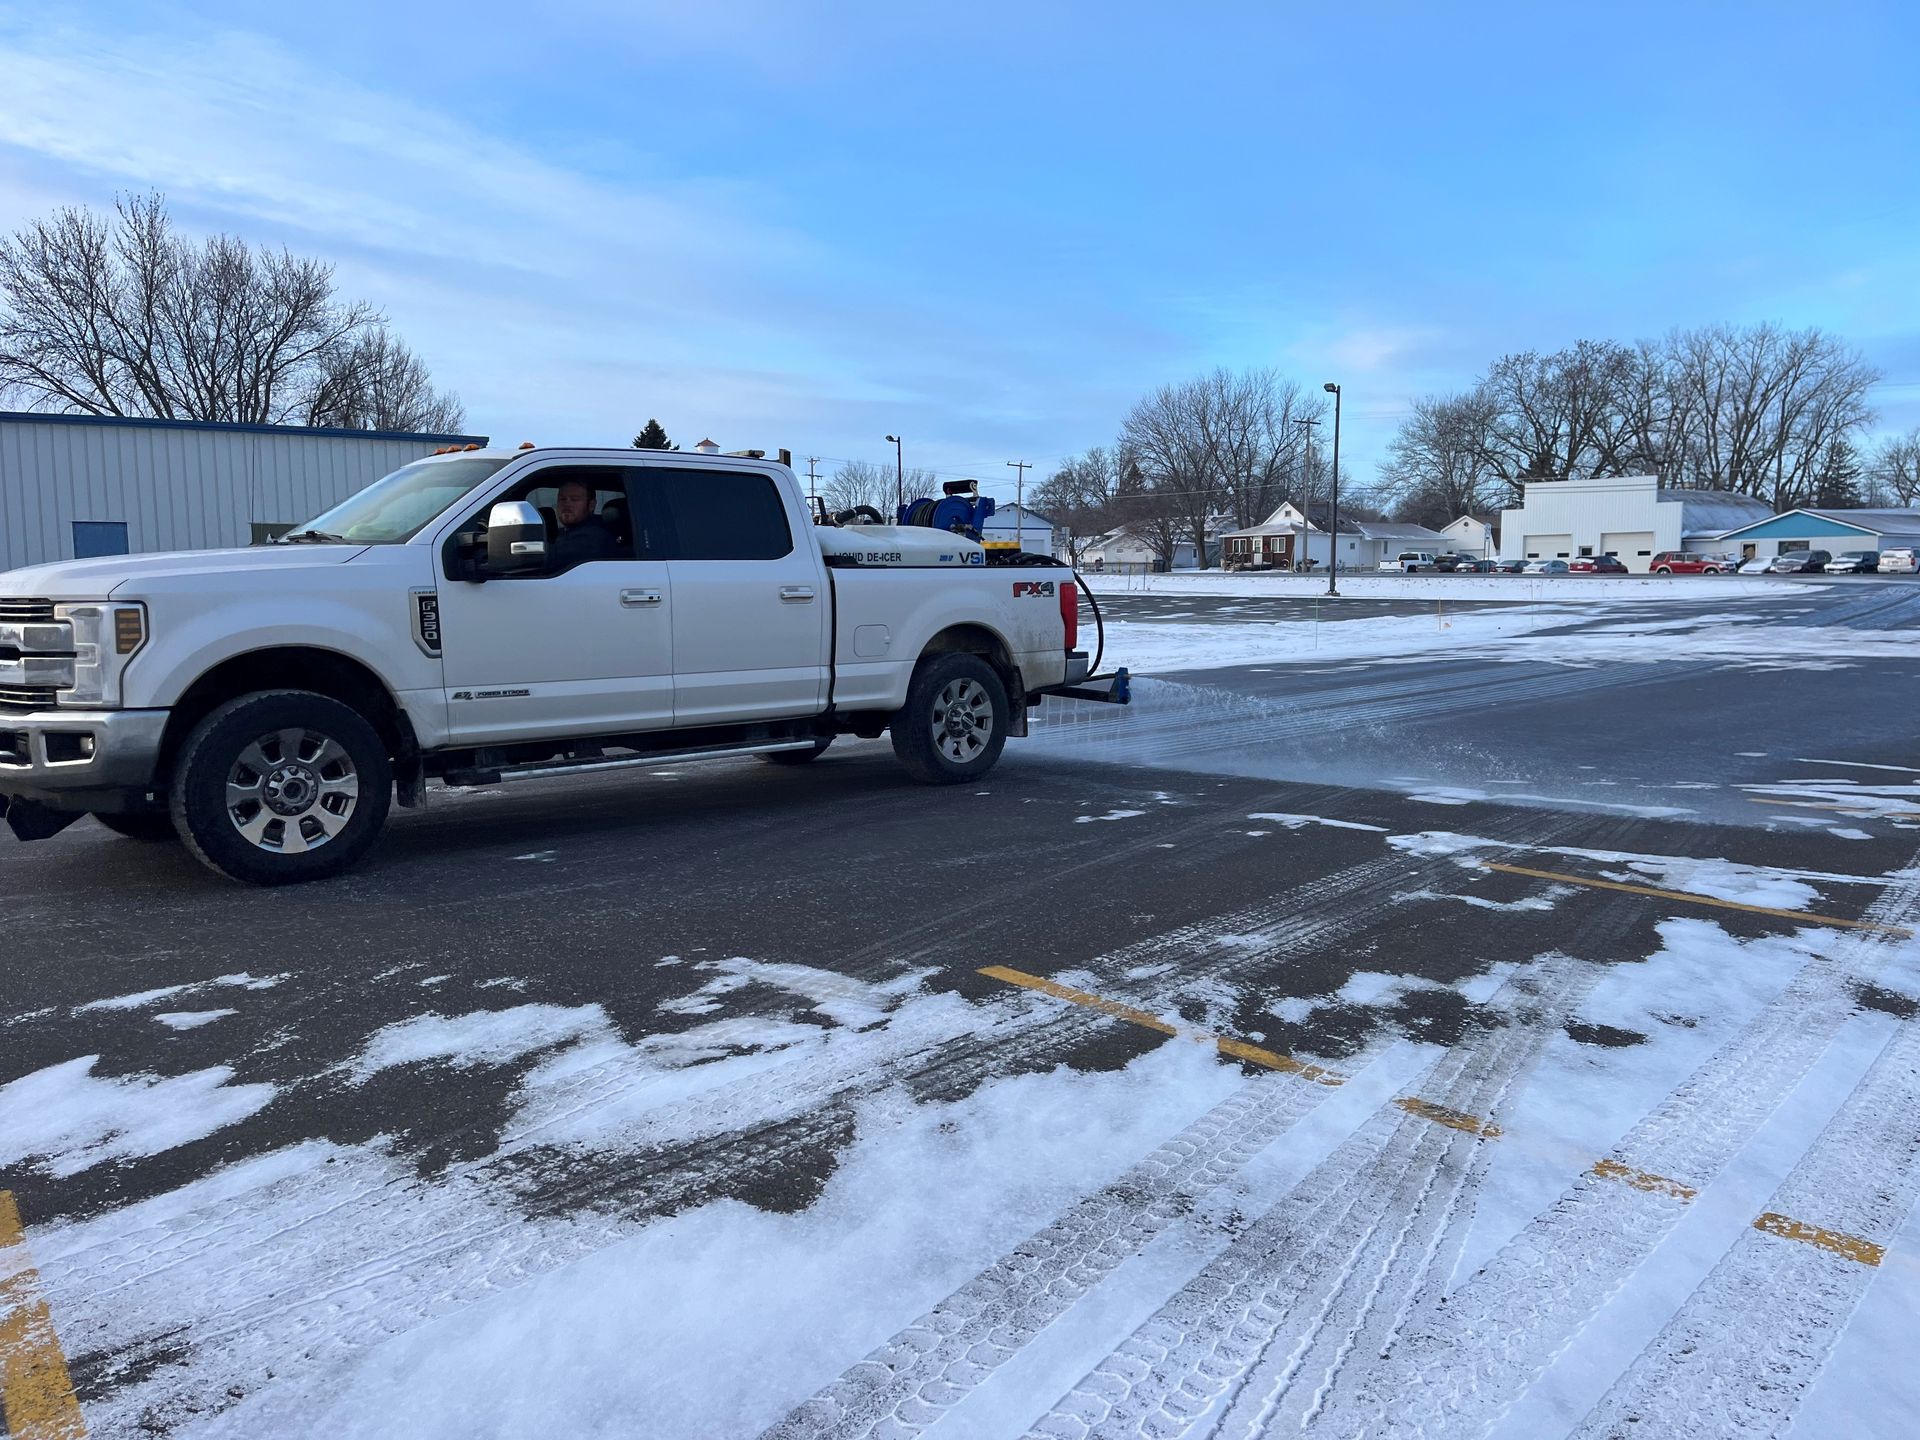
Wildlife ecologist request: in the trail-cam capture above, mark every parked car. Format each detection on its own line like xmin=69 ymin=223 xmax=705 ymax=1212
xmin=1378 ymin=550 xmax=1441 ymax=574
xmin=1492 ymin=558 xmax=1529 ymax=574
xmin=1823 ymin=550 xmax=1880 ymax=575
xmin=1430 ymin=553 xmax=1481 ymax=573
xmin=1521 ymin=559 xmax=1570 ymax=576
xmin=1569 ymin=555 xmax=1628 ymax=574
xmin=1878 ymin=547 xmax=1918 ymax=575
xmin=1769 ymin=549 xmax=1831 ymax=574
xmin=1650 ymin=551 xmax=1727 ymax=575
xmin=1738 ymin=555 xmax=1773 ymax=574
xmin=1455 ymin=558 xmax=1500 ymax=574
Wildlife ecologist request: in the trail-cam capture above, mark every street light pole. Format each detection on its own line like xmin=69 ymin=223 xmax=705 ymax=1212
xmin=1323 ymin=382 xmax=1342 ymax=597
xmin=884 ymin=435 xmax=904 ymax=517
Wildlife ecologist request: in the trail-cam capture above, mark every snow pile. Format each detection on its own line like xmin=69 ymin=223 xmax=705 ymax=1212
xmin=0 ymin=1057 xmax=276 ymax=1178
xmin=77 ymin=972 xmax=283 ymax=1013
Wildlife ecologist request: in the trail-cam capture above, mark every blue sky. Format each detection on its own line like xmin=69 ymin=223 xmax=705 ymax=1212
xmin=1 ymin=2 xmax=1916 ymax=500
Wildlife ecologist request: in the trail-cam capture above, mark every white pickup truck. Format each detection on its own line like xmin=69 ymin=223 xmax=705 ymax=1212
xmin=0 ymin=446 xmax=1120 ymax=884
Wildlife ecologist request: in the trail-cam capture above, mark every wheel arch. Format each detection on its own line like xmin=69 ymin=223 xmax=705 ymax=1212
xmin=158 ymin=647 xmax=410 ymax=781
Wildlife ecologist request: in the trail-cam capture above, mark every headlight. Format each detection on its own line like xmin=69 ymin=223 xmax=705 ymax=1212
xmin=53 ymin=602 xmax=146 ymax=705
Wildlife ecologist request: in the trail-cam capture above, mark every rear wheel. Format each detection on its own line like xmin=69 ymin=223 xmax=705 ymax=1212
xmin=170 ymin=690 xmax=392 ymax=886
xmin=1654 ymin=566 xmax=1673 ymax=575
xmin=95 ymin=811 xmax=178 ymax=842
xmin=890 ymin=653 xmax=1009 ymax=785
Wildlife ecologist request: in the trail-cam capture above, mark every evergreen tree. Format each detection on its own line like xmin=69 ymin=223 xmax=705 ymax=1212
xmin=632 ymin=418 xmax=674 ymax=450
xmin=1811 ymin=437 xmax=1863 ymax=509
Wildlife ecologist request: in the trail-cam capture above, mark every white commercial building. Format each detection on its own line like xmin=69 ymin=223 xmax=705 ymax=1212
xmin=1440 ymin=513 xmax=1499 ymax=557
xmin=1498 ymin=474 xmax=1771 ymax=574
xmin=978 ymin=502 xmax=1059 ymax=554
xmin=0 ymin=411 xmax=484 ymax=573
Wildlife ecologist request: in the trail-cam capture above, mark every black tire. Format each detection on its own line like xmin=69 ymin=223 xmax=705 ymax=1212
xmin=890 ymin=653 xmax=1009 ymax=786
xmin=760 ymin=737 xmax=833 ymax=765
xmin=170 ymin=690 xmax=392 ymax=886
xmin=94 ymin=811 xmax=179 ymax=842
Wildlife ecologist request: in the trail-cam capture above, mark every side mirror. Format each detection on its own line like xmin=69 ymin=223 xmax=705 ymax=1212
xmin=485 ymin=501 xmax=548 ymax=575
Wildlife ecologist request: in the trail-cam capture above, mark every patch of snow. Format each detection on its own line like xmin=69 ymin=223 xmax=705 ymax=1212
xmin=1076 ymin=809 xmax=1146 ymax=823
xmin=349 ymin=1005 xmax=612 ymax=1081
xmin=1246 ymin=812 xmax=1389 ymax=833
xmin=76 ymin=972 xmax=282 ymax=1013
xmin=0 ymin=1057 xmax=276 ymax=1178
xmin=155 ymin=1009 xmax=237 ymax=1031
xmin=1828 ymin=828 xmax=1874 ymax=841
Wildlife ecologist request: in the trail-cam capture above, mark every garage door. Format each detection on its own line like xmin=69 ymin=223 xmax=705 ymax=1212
xmin=1524 ymin=533 xmax=1573 ymax=560
xmin=1602 ymin=531 xmax=1656 ymax=572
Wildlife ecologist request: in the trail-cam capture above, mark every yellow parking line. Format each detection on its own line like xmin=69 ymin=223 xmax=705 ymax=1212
xmin=1395 ymin=1097 xmax=1501 ymax=1138
xmin=976 ymin=966 xmax=1344 ymax=1085
xmin=0 ymin=1191 xmax=87 ymax=1440
xmin=1752 ymin=1211 xmax=1885 ymax=1267
xmin=1481 ymin=862 xmax=1913 ymax=937
xmin=1590 ymin=1158 xmax=1697 ymax=1201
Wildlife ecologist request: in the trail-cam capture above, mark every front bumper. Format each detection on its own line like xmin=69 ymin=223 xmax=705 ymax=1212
xmin=0 ymin=707 xmax=169 ymax=807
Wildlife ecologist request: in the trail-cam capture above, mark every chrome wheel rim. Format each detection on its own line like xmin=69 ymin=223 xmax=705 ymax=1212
xmin=225 ymin=727 xmax=359 ymax=853
xmin=931 ymin=677 xmax=994 ymax=763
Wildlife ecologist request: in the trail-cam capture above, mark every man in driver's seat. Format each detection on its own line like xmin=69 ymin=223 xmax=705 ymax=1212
xmin=551 ymin=478 xmax=616 ymax=566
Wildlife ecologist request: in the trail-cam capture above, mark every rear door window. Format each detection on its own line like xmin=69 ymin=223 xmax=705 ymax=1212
xmin=645 ymin=469 xmax=794 ymax=561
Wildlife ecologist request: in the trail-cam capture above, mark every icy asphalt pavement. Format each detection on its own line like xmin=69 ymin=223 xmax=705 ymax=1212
xmin=2 ymin=581 xmax=1918 ymax=1437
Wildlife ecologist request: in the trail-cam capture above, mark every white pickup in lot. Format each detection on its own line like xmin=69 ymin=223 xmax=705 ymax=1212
xmin=0 ymin=447 xmax=1120 ymax=883
xmin=1376 ymin=550 xmax=1439 ymax=573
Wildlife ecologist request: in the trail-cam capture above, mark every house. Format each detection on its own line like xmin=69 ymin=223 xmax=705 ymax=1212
xmin=1713 ymin=507 xmax=1920 ymax=563
xmin=1222 ymin=500 xmax=1447 ymax=571
xmin=1440 ymin=514 xmax=1499 ymax=557
xmin=0 ymin=410 xmax=486 ymax=572
xmin=1497 ymin=474 xmax=1773 ymax=574
xmin=977 ymin=503 xmax=1059 ymax=553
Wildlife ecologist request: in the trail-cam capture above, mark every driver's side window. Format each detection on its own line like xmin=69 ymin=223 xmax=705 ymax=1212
xmin=461 ymin=466 xmax=637 ymax=576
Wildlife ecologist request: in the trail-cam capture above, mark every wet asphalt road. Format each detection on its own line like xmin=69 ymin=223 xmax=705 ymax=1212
xmin=2 ymin=578 xmax=1916 ymax=1432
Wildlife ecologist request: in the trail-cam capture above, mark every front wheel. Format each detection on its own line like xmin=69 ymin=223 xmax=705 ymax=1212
xmin=170 ymin=690 xmax=393 ymax=885
xmin=1654 ymin=566 xmax=1672 ymax=575
xmin=890 ymin=653 xmax=1009 ymax=785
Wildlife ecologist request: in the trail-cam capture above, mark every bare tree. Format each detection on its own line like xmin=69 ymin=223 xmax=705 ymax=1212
xmin=0 ymin=192 xmax=458 ymax=429
xmin=1377 ymin=391 xmax=1503 ymax=525
xmin=824 ymin=461 xmax=938 ymax=515
xmin=1869 ymin=429 xmax=1920 ymax=506
xmin=304 ymin=326 xmax=463 ymax=432
xmin=1034 ymin=447 xmax=1123 ymax=564
xmin=1664 ymin=323 xmax=1878 ymax=507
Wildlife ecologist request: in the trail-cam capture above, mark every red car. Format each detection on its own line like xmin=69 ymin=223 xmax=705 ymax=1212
xmin=1649 ymin=550 xmax=1726 ymax=575
xmin=1568 ymin=555 xmax=1628 ymax=574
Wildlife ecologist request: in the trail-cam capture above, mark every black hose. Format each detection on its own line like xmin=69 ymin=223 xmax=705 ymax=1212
xmin=1074 ymin=570 xmax=1105 ymax=678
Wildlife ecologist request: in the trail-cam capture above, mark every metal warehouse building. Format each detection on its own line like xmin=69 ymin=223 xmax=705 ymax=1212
xmin=0 ymin=411 xmax=487 ymax=574
xmin=1498 ymin=474 xmax=1772 ymax=573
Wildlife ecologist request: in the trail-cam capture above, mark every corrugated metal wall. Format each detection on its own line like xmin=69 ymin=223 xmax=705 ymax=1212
xmin=0 ymin=414 xmax=484 ymax=573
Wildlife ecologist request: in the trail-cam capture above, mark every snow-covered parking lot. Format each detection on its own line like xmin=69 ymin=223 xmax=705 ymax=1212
xmin=3 ymin=579 xmax=1918 ymax=1438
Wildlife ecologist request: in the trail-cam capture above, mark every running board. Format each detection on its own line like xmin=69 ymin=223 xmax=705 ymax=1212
xmin=441 ymin=739 xmax=818 ymax=787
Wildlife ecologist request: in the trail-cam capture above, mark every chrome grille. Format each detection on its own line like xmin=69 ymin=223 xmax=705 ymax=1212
xmin=0 ymin=598 xmax=56 ymax=623
xmin=0 ymin=685 xmax=58 ymax=711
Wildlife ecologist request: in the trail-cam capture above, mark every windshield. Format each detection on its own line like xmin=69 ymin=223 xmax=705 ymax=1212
xmin=284 ymin=457 xmax=512 ymax=544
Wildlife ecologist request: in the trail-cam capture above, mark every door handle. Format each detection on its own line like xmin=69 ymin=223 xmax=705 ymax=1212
xmin=780 ymin=585 xmax=816 ymax=603
xmin=620 ymin=588 xmax=664 ymax=607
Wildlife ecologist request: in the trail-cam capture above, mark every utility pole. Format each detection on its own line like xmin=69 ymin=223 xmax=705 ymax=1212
xmin=1006 ymin=459 xmax=1031 ymax=552
xmin=1323 ymin=382 xmax=1342 ymax=598
xmin=885 ymin=435 xmax=904 ymax=517
xmin=1293 ymin=416 xmax=1320 ymax=574
xmin=805 ymin=456 xmax=820 ymax=504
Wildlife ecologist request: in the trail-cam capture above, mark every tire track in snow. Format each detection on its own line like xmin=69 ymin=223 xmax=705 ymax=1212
xmin=1322 ymin=844 xmax=1920 ymax=1440
xmin=1572 ymin=1010 xmax=1920 ymax=1439
xmin=1022 ymin=953 xmax=1596 ymax=1440
xmin=759 ymin=1050 xmax=1380 ymax=1440
xmin=63 ymin=827 xmax=1515 ymax=1432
